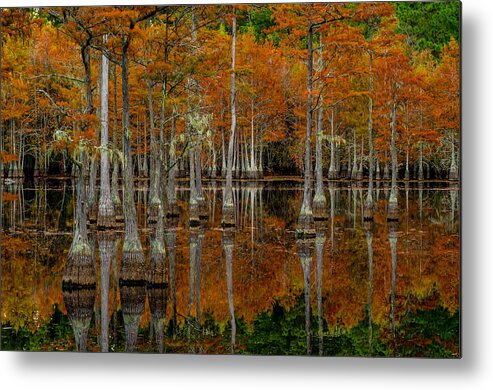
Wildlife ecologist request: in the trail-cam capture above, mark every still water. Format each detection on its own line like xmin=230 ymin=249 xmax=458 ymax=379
xmin=0 ymin=179 xmax=460 ymax=356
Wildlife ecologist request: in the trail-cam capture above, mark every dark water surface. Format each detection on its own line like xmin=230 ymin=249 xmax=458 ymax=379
xmin=0 ymin=179 xmax=460 ymax=356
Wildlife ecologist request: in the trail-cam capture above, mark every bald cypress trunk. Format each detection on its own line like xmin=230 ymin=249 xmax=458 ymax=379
xmin=351 ymin=128 xmax=358 ymax=180
xmin=328 ymin=107 xmax=338 ymax=180
xmin=388 ymin=104 xmax=398 ymax=221
xmin=418 ymin=143 xmax=424 ymax=181
xmin=313 ymin=94 xmax=327 ymax=219
xmin=296 ymin=21 xmax=315 ymax=237
xmin=97 ymin=43 xmax=116 ymax=229
xmin=357 ymin=135 xmax=364 ymax=181
xmin=222 ymin=11 xmax=237 ymax=227
xmin=167 ymin=107 xmax=179 ymax=217
xmin=365 ymin=42 xmax=374 ymax=219
xmin=313 ymin=36 xmax=327 ymax=220
xmin=120 ymin=37 xmax=146 ymax=283
xmin=449 ymin=132 xmax=458 ymax=180
xmin=147 ymin=81 xmax=161 ymax=224
xmin=111 ymin=64 xmax=123 ymax=223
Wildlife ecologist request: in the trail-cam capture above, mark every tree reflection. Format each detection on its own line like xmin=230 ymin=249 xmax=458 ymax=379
xmin=297 ymin=237 xmax=314 ymax=355
xmin=98 ymin=231 xmax=115 ymax=352
xmin=222 ymin=227 xmax=236 ymax=354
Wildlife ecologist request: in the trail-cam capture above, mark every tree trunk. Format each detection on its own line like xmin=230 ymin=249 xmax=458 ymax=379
xmin=357 ymin=135 xmax=364 ymax=181
xmin=147 ymin=81 xmax=161 ymax=224
xmin=418 ymin=143 xmax=424 ymax=181
xmin=365 ymin=43 xmax=374 ymax=218
xmin=167 ymin=106 xmax=179 ymax=217
xmin=120 ymin=37 xmax=146 ymax=283
xmin=449 ymin=132 xmax=458 ymax=180
xmin=97 ymin=42 xmax=116 ymax=229
xmin=296 ymin=21 xmax=315 ymax=237
xmin=222 ymin=11 xmax=237 ymax=227
xmin=351 ymin=127 xmax=358 ymax=180
xmin=111 ymin=64 xmax=123 ymax=223
xmin=87 ymin=155 xmax=98 ymax=225
xmin=388 ymin=104 xmax=398 ymax=221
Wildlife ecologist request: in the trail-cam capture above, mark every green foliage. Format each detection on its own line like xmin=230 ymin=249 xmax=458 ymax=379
xmin=395 ymin=306 xmax=460 ymax=358
xmin=395 ymin=1 xmax=460 ymax=57
xmin=238 ymin=6 xmax=276 ymax=44
xmin=1 ymin=305 xmax=73 ymax=351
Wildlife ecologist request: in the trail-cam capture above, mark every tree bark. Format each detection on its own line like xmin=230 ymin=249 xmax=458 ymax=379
xmin=97 ymin=41 xmax=116 ymax=229
xmin=120 ymin=36 xmax=146 ymax=283
xmin=388 ymin=103 xmax=398 ymax=221
xmin=296 ymin=20 xmax=315 ymax=237
xmin=222 ymin=10 xmax=237 ymax=227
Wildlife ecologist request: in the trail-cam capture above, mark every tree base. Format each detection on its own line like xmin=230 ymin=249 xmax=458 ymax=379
xmin=166 ymin=202 xmax=180 ymax=218
xmin=147 ymin=204 xmax=160 ymax=225
xmin=97 ymin=212 xmax=117 ymax=230
xmin=387 ymin=200 xmax=399 ymax=221
xmin=120 ymin=249 xmax=146 ymax=283
xmin=197 ymin=197 xmax=208 ymax=220
xmin=63 ymin=252 xmax=96 ymax=288
xmin=363 ymin=203 xmax=374 ymax=221
xmin=328 ymin=170 xmax=339 ymax=180
xmin=221 ymin=203 xmax=236 ymax=227
xmin=449 ymin=168 xmax=459 ymax=181
xmin=404 ymin=170 xmax=410 ymax=181
xmin=313 ymin=198 xmax=328 ymax=221
xmin=296 ymin=211 xmax=316 ymax=238
xmin=147 ymin=252 xmax=167 ymax=287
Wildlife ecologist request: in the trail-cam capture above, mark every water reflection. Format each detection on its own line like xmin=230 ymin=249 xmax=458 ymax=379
xmin=0 ymin=180 xmax=460 ymax=356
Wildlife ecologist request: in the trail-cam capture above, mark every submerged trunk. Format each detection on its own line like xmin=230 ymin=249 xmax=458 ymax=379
xmin=63 ymin=151 xmax=96 ymax=352
xmin=63 ymin=151 xmax=94 ymax=288
xmin=148 ymin=201 xmax=167 ymax=353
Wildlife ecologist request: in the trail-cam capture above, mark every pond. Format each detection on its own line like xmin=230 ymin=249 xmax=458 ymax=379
xmin=0 ymin=179 xmax=460 ymax=357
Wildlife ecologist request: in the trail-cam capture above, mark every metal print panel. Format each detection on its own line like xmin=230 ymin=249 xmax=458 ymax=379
xmin=0 ymin=1 xmax=460 ymax=356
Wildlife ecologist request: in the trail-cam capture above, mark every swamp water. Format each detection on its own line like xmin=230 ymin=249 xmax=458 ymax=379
xmin=0 ymin=179 xmax=459 ymax=356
